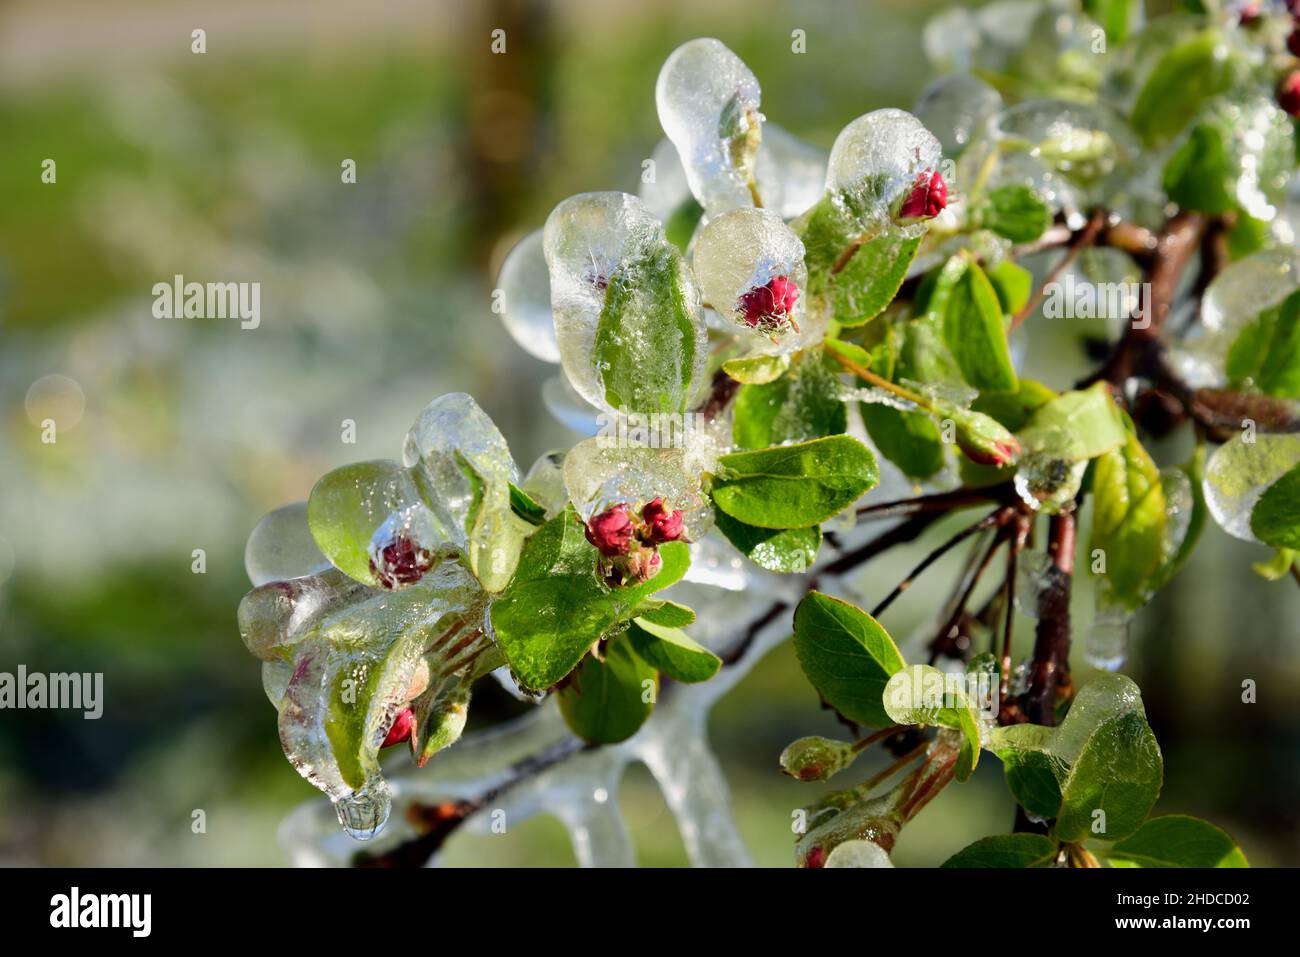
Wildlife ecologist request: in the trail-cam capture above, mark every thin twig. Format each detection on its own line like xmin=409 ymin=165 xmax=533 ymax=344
xmin=1009 ymin=209 xmax=1105 ymax=333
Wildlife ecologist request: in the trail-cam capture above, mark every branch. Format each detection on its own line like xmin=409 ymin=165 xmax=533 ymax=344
xmin=1019 ymin=511 xmax=1076 ymax=727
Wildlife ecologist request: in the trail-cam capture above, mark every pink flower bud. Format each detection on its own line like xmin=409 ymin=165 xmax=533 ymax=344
xmin=897 ymin=169 xmax=948 ymax=222
xmin=369 ymin=535 xmax=434 ymax=589
xmin=738 ymin=275 xmax=800 ymax=331
xmin=804 ymin=845 xmax=827 ymax=869
xmin=625 ymin=547 xmax=662 ymax=585
xmin=382 ymin=707 xmax=415 ymax=748
xmin=1237 ymin=2 xmax=1262 ymax=26
xmin=585 ymin=504 xmax=634 ymax=557
xmin=1279 ymin=72 xmax=1300 ymax=119
xmin=641 ymin=497 xmax=685 ymax=544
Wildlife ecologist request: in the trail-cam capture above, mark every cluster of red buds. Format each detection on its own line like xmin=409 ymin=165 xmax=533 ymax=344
xmin=737 ymin=275 xmax=801 ymax=336
xmin=584 ymin=498 xmax=686 ymax=587
xmin=1262 ymin=1 xmax=1300 ymax=116
xmin=897 ymin=168 xmax=948 ymax=223
xmin=369 ymin=534 xmax=435 ymax=590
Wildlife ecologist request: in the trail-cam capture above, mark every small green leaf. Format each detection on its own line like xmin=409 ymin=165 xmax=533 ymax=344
xmin=1250 ymin=463 xmax=1300 ymax=550
xmin=779 ymin=735 xmax=858 ymax=782
xmin=989 ymin=674 xmax=1163 ymax=842
xmin=1226 ymin=290 xmax=1300 ymax=399
xmin=1130 ymin=29 xmax=1240 ymax=147
xmin=942 ymin=833 xmax=1058 ymax=868
xmin=628 ymin=619 xmax=721 ymax=683
xmin=977 ymin=183 xmax=1052 ymax=243
xmin=713 ymin=508 xmax=821 ymax=573
xmin=1083 ymin=0 xmax=1134 ymax=43
xmin=970 ymin=378 xmax=1056 ymax=432
xmin=593 ymin=242 xmax=699 ymax=413
xmin=557 ymin=639 xmax=657 ymax=744
xmin=1163 ymin=121 xmax=1234 ymax=214
xmin=712 ymin=435 xmax=879 ymax=529
xmin=986 ymin=260 xmax=1034 ymax=316
xmin=830 ymin=232 xmax=923 ymax=327
xmin=732 ymin=351 xmax=847 ymax=450
xmin=1090 ymin=432 xmax=1167 ymax=610
xmin=1100 ymin=815 xmax=1248 ymax=868
xmin=1018 ymin=382 xmax=1127 ymax=462
xmin=862 ymin=403 xmax=947 ymax=479
xmin=508 ymin=482 xmax=548 ymax=526
xmin=634 ymin=599 xmax=696 ymax=627
xmin=942 ymin=259 xmax=1018 ymax=392
xmin=793 ymin=592 xmax=905 ymax=728
xmin=882 ymin=664 xmax=982 ymax=782
xmin=664 ymin=196 xmax=704 ymax=252
xmin=722 ymin=352 xmax=791 ymax=385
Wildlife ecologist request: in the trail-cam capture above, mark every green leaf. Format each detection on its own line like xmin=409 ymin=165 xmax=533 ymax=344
xmin=732 ymin=351 xmax=847 ymax=450
xmin=882 ymin=664 xmax=982 ymax=782
xmin=1100 ymin=815 xmax=1248 ymax=868
xmin=722 ymin=352 xmax=791 ymax=385
xmin=942 ymin=834 xmax=1058 ymax=868
xmin=1250 ymin=463 xmax=1300 ymax=550
xmin=1163 ymin=121 xmax=1234 ymax=214
xmin=713 ymin=508 xmax=821 ymax=573
xmin=977 ymin=184 xmax=1052 ymax=243
xmin=830 ymin=232 xmax=923 ymax=327
xmin=1226 ymin=290 xmax=1300 ymax=399
xmin=1090 ymin=432 xmax=1167 ymax=610
xmin=508 ymin=482 xmax=548 ymax=526
xmin=942 ymin=259 xmax=1019 ymax=392
xmin=634 ymin=599 xmax=696 ymax=627
xmin=1130 ymin=29 xmax=1240 ymax=147
xmin=593 ymin=241 xmax=699 ymax=413
xmin=822 ymin=336 xmax=875 ymax=370
xmin=1252 ymin=546 xmax=1296 ymax=581
xmin=970 ymin=378 xmax=1056 ymax=432
xmin=1018 ymin=382 xmax=1127 ymax=462
xmin=557 ymin=639 xmax=657 ymax=744
xmin=989 ymin=674 xmax=1163 ymax=842
xmin=712 ymin=435 xmax=879 ymax=529
xmin=862 ymin=403 xmax=947 ymax=480
xmin=628 ymin=619 xmax=721 ymax=683
xmin=489 ymin=510 xmax=688 ymax=690
xmin=1083 ymin=0 xmax=1135 ymax=43
xmin=792 ymin=592 xmax=905 ymax=728
xmin=987 ymin=260 xmax=1034 ymax=316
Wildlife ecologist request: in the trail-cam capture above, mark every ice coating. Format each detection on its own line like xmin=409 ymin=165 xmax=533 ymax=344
xmin=1171 ymin=248 xmax=1300 ymax=388
xmin=497 ymin=230 xmax=559 ymax=363
xmin=824 ymin=109 xmax=944 ymax=236
xmin=914 ymin=73 xmax=1003 ymax=155
xmin=1012 ymin=549 xmax=1055 ymax=619
xmin=692 ymin=208 xmax=807 ymax=349
xmin=520 ymin=449 xmax=570 ymax=517
xmin=402 ymin=392 xmax=523 ymax=592
xmin=279 ymin=565 xmax=805 ymax=867
xmin=245 ymin=501 xmax=331 ymax=586
xmin=541 ymin=374 xmax=602 ymax=436
xmin=563 ymin=436 xmax=715 ymax=541
xmin=655 ymin=38 xmax=763 ymax=216
xmin=543 ymin=191 xmax=707 ymax=414
xmin=638 ymin=138 xmax=694 ymax=222
xmin=1087 ymin=601 xmax=1133 ymax=672
xmin=972 ymin=100 xmax=1139 ymax=208
xmin=824 ymin=838 xmax=896 ymax=868
xmin=307 ymin=459 xmax=450 ymax=591
xmin=276 ymin=562 xmax=491 ymax=840
xmin=1203 ymin=432 xmax=1300 ymax=543
xmin=238 ymin=567 xmax=370 ymax=662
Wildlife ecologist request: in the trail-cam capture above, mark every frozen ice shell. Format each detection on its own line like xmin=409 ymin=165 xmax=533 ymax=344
xmin=238 ymin=567 xmax=370 ymax=662
xmin=497 ymin=229 xmax=560 ymax=363
xmin=521 ymin=449 xmax=570 ymax=517
xmin=543 ymin=191 xmax=707 ymax=414
xmin=755 ymin=124 xmax=829 ymax=220
xmin=245 ymin=501 xmax=331 ymax=586
xmin=692 ymin=207 xmax=807 ymax=349
xmin=542 ymin=373 xmax=603 ymax=436
xmin=402 ymin=392 xmax=521 ymax=590
xmin=1203 ymin=432 xmax=1300 ymax=543
xmin=923 ymin=6 xmax=979 ymax=71
xmin=824 ymin=108 xmax=944 ymax=235
xmin=1086 ymin=601 xmax=1132 ymax=673
xmin=914 ymin=73 xmax=1003 ymax=156
xmin=824 ymin=839 xmax=895 ymax=868
xmin=656 ymin=38 xmax=763 ymax=217
xmin=562 ymin=436 xmax=714 ymax=540
xmin=638 ymin=137 xmax=693 ymax=223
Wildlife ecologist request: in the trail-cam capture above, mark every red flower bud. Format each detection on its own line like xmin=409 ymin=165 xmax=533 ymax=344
xmin=369 ymin=535 xmax=434 ymax=589
xmin=1237 ymin=2 xmax=1261 ymax=26
xmin=641 ymin=497 xmax=685 ymax=544
xmin=738 ymin=275 xmax=800 ymax=330
xmin=804 ymin=845 xmax=827 ymax=869
xmin=1288 ymin=27 xmax=1300 ymax=58
xmin=898 ymin=169 xmax=948 ymax=222
xmin=625 ymin=547 xmax=662 ymax=584
xmin=1279 ymin=72 xmax=1300 ymax=119
xmin=585 ymin=504 xmax=634 ymax=556
xmin=382 ymin=707 xmax=415 ymax=748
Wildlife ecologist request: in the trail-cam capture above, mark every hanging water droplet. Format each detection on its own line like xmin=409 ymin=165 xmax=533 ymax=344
xmin=1013 ymin=550 xmax=1054 ymax=619
xmin=334 ymin=783 xmax=391 ymax=841
xmin=1086 ymin=603 xmax=1132 ymax=672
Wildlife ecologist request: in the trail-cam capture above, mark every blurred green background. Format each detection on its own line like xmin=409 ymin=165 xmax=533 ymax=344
xmin=1 ymin=0 xmax=1296 ymax=867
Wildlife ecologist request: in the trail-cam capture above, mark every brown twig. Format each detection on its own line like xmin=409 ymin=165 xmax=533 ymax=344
xmin=1019 ymin=511 xmax=1076 ymax=727
xmin=1009 ymin=209 xmax=1106 ymax=333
